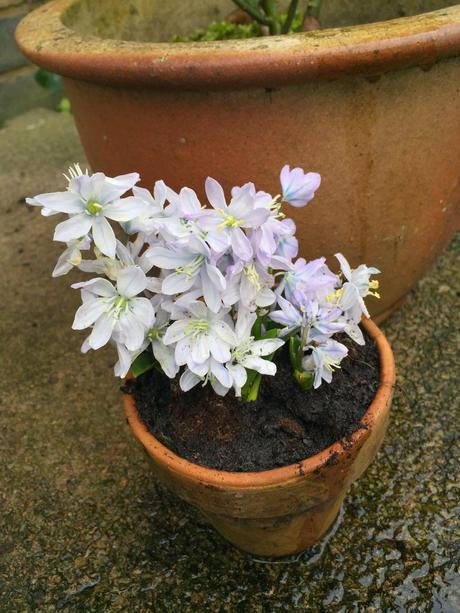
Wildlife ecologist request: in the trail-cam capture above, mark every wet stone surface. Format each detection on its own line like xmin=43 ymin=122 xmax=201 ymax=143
xmin=0 ymin=109 xmax=459 ymax=611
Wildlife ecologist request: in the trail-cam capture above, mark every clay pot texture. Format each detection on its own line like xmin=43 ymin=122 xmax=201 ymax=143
xmin=122 ymin=318 xmax=395 ymax=558
xmin=16 ymin=1 xmax=460 ymax=322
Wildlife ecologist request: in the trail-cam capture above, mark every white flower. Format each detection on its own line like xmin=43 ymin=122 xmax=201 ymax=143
xmin=146 ymin=304 xmax=179 ymax=379
xmin=223 ymin=260 xmax=276 ymax=310
xmin=28 ymin=167 xmax=145 ymax=258
xmin=145 ymin=236 xmax=226 ymax=312
xmin=113 ymin=342 xmax=147 ymax=378
xmin=121 ymin=180 xmax=168 ymax=235
xmin=226 ymin=310 xmax=284 ymax=396
xmin=302 ymin=339 xmax=348 ymax=388
xmin=163 ymin=301 xmax=236 ymax=369
xmin=72 ymin=265 xmax=154 ymax=351
xmin=79 ymin=238 xmax=158 ymax=291
xmin=29 ymin=162 xmax=383 ymax=397
xmin=179 ymin=357 xmax=233 ymax=396
xmin=52 ymin=236 xmax=91 ymax=277
xmin=201 ymin=178 xmax=269 ymax=261
xmin=335 ymin=253 xmax=380 ymax=320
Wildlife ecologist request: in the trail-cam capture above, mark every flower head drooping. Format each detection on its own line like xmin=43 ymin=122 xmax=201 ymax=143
xmin=302 ymin=339 xmax=349 ymax=389
xmin=280 ymin=165 xmax=321 ymax=208
xmin=52 ymin=236 xmax=91 ymax=277
xmin=29 ymin=164 xmax=380 ymax=397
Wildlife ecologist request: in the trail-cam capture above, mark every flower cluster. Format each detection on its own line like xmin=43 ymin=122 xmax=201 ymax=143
xmin=28 ymin=164 xmax=380 ymax=400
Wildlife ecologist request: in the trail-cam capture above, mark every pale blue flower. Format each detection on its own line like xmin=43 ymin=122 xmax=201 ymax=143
xmin=302 ymin=339 xmax=348 ymax=388
xmin=273 ymin=256 xmax=338 ymax=305
xmin=145 ymin=236 xmax=226 ymax=312
xmin=201 ymin=178 xmax=269 ymax=261
xmin=222 ymin=260 xmax=275 ymax=310
xmin=280 ymin=165 xmax=321 ymax=207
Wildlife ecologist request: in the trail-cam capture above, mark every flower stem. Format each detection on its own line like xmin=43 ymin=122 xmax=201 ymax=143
xmin=245 ymin=373 xmax=262 ymax=401
xmin=281 ymin=0 xmax=299 ymax=34
xmin=262 ymin=0 xmax=282 ymax=34
xmin=232 ymin=0 xmax=271 ymax=26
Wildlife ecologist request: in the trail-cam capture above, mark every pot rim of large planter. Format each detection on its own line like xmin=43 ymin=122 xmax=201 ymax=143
xmin=123 ymin=317 xmax=396 ymax=488
xmin=15 ymin=1 xmax=460 ymax=90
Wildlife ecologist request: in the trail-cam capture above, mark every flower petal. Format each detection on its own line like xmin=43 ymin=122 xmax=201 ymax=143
xmin=72 ymin=298 xmax=107 ymax=330
xmin=209 ymin=333 xmax=231 ymax=363
xmin=205 ymin=176 xmax=227 ymax=210
xmin=241 ymin=355 xmax=276 ymax=375
xmin=191 ymin=334 xmax=210 ymax=364
xmin=130 ymin=297 xmax=155 ymax=328
xmin=32 ymin=191 xmax=84 ymax=214
xmin=210 ymin=359 xmax=233 ymax=388
xmin=231 ymin=228 xmax=253 ymax=261
xmin=72 ymin=277 xmax=117 ymax=297
xmin=103 ymin=196 xmax=147 ymax=221
xmin=163 ymin=320 xmax=189 ymax=345
xmin=118 ymin=312 xmax=147 ymax=351
xmin=180 ymin=369 xmax=201 ymax=392
xmin=144 ymin=246 xmax=192 ymax=269
xmin=251 ymin=338 xmax=284 ymax=356
xmin=54 ymin=214 xmax=93 ymax=243
xmin=116 ymin=266 xmax=147 ymax=298
xmin=97 ymin=172 xmax=140 ymax=204
xmin=162 ymin=272 xmax=195 ymax=296
xmin=92 ymin=216 xmax=117 ymax=258
xmin=175 ymin=337 xmax=192 ymax=366
xmin=152 ymin=340 xmax=179 ymax=378
xmin=88 ymin=313 xmax=115 ymax=349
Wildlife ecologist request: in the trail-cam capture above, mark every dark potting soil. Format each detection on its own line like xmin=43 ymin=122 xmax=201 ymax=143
xmin=129 ymin=331 xmax=380 ymax=472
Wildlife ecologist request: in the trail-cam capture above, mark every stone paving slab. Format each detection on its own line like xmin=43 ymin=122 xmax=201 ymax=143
xmin=0 ymin=109 xmax=459 ymax=611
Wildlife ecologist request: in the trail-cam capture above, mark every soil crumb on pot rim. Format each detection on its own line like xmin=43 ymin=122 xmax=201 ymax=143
xmin=129 ymin=330 xmax=380 ymax=472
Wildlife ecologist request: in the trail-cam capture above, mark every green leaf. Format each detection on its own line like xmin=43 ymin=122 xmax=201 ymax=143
xmin=131 ymin=351 xmax=156 ymax=377
xmin=240 ymin=367 xmax=261 ymax=402
xmin=34 ymin=69 xmax=61 ymax=91
xmin=257 ymin=328 xmax=279 ymax=342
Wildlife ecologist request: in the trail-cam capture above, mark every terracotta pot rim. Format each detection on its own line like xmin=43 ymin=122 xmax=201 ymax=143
xmin=15 ymin=1 xmax=460 ymax=89
xmin=123 ymin=317 xmax=396 ymax=488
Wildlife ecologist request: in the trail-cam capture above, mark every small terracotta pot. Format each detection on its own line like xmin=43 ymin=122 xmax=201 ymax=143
xmin=15 ymin=1 xmax=460 ymax=323
xmin=123 ymin=318 xmax=395 ymax=557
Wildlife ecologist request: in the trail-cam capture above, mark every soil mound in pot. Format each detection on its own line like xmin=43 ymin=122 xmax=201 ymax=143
xmin=131 ymin=331 xmax=380 ymax=472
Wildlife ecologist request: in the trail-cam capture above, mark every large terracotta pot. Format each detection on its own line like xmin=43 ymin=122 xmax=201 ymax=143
xmin=16 ymin=0 xmax=460 ymax=321
xmin=123 ymin=318 xmax=395 ymax=557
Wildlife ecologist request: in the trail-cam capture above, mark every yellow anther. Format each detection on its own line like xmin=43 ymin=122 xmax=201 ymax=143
xmin=326 ymin=287 xmax=344 ymax=304
xmin=217 ymin=214 xmax=244 ymax=230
